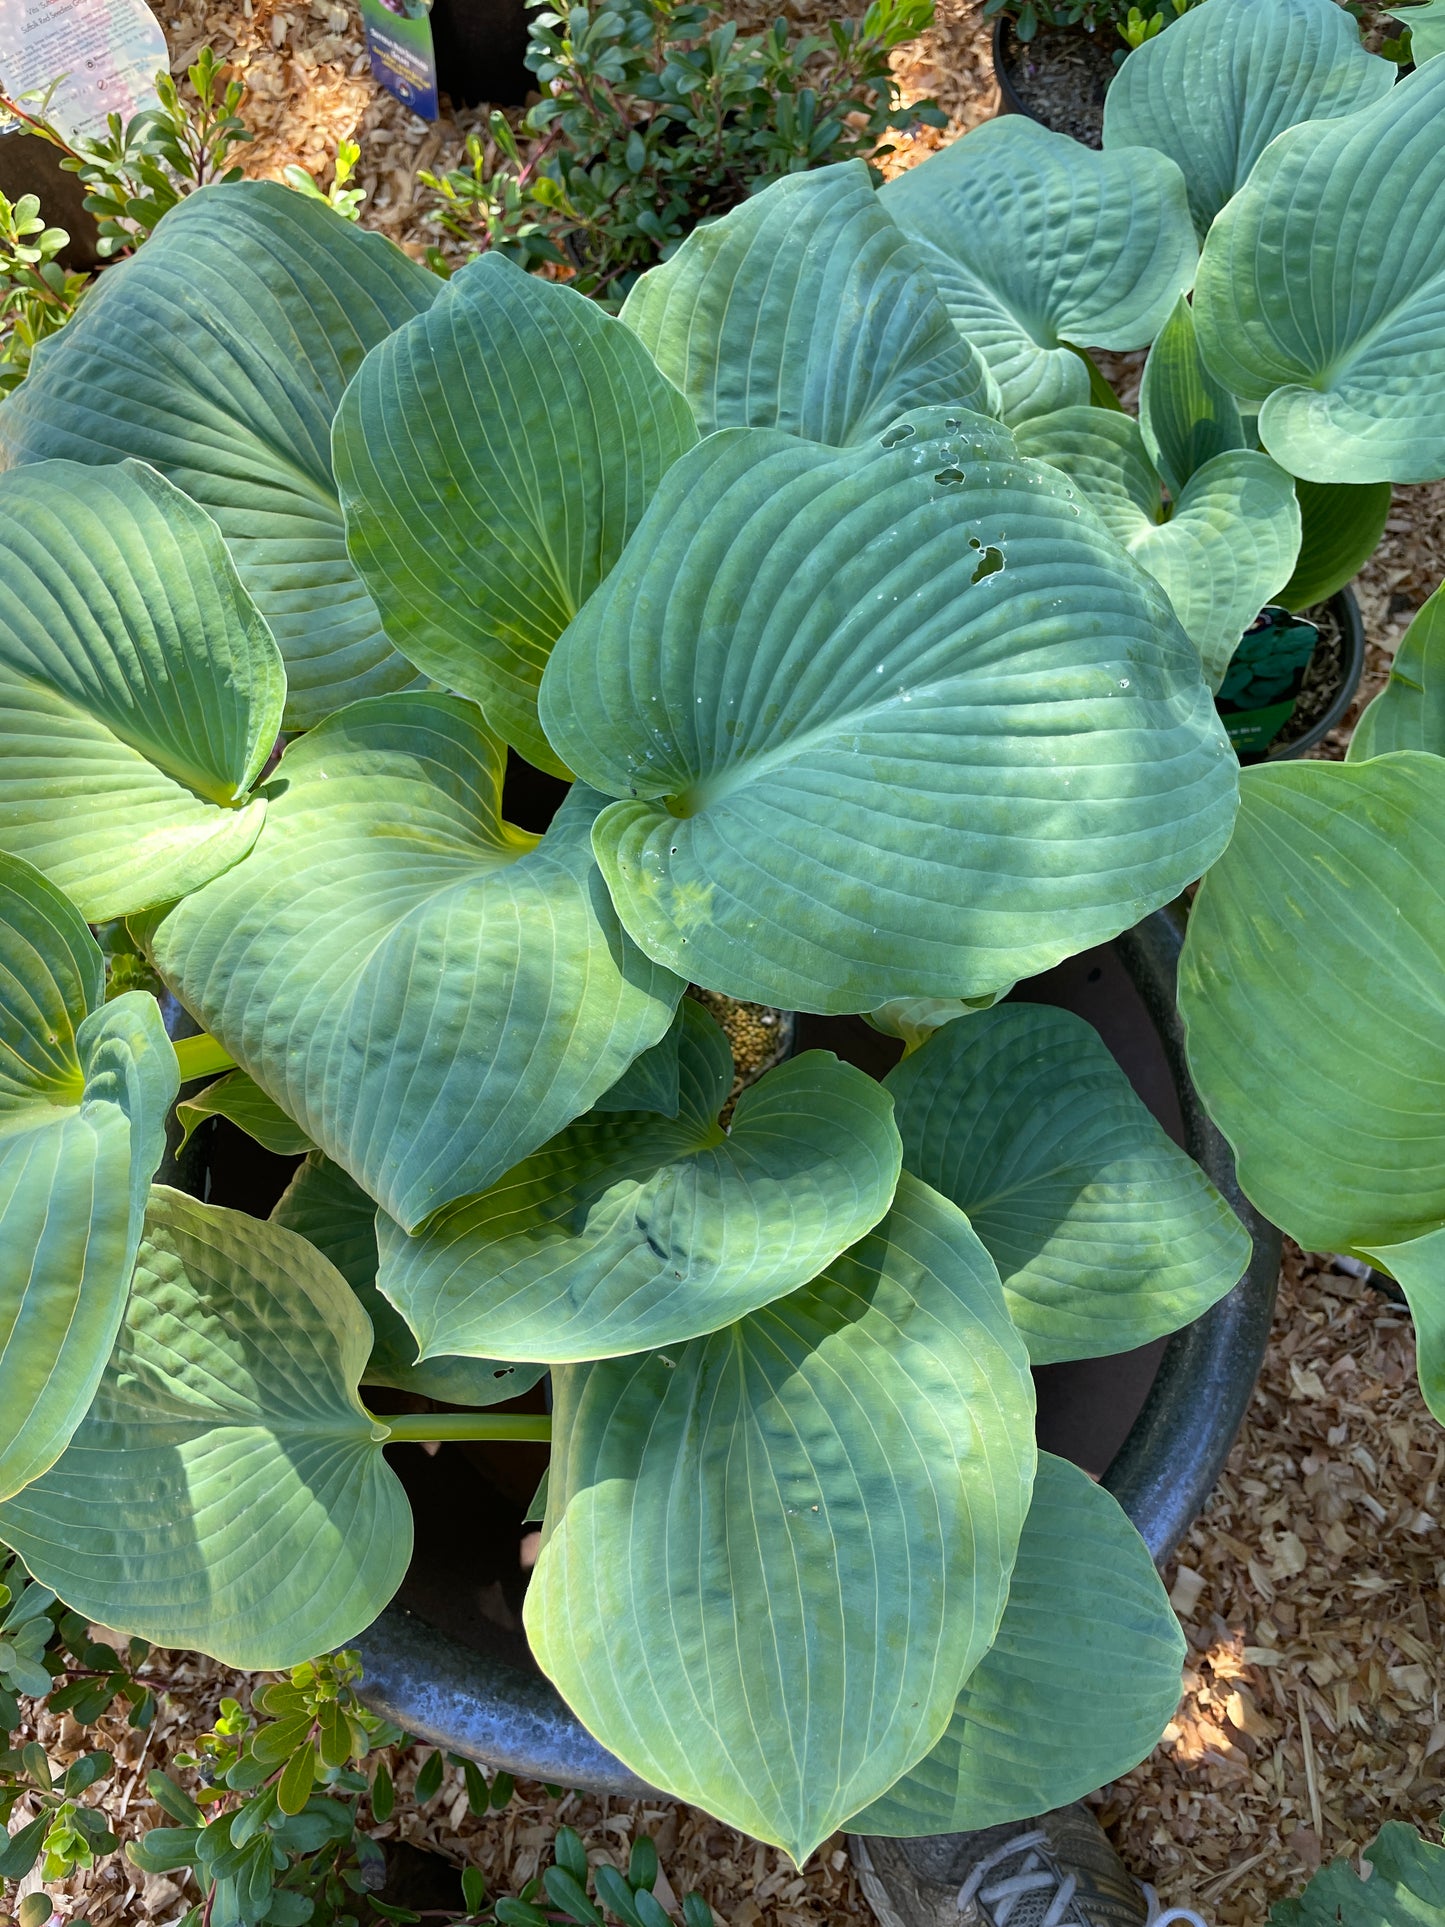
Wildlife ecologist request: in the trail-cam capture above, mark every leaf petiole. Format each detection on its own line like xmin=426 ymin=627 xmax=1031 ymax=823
xmin=172 ymin=1032 xmax=239 ymax=1081
xmin=377 ymin=1413 xmax=552 ymax=1444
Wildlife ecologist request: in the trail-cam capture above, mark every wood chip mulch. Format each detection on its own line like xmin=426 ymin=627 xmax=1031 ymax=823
xmin=7 ymin=6 xmax=1445 ymax=1923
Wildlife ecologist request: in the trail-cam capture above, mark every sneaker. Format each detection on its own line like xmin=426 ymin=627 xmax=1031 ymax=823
xmin=847 ymin=1806 xmax=1207 ymax=1927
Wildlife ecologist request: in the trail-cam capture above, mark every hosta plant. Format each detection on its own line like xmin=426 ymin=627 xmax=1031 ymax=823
xmin=2 ymin=0 xmax=1445 ymax=1865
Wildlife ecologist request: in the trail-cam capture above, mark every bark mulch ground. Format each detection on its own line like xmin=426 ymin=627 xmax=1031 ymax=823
xmin=6 ymin=5 xmax=1445 ymax=1922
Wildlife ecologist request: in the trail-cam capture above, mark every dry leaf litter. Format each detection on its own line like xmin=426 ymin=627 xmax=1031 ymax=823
xmin=6 ymin=4 xmax=1445 ymax=1922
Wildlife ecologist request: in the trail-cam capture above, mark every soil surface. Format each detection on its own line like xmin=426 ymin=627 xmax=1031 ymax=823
xmin=6 ymin=6 xmax=1445 ymax=1927
xmin=994 ymin=17 xmax=1118 ymax=148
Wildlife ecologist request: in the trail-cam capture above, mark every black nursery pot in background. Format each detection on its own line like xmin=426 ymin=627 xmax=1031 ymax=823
xmin=1215 ymin=588 xmax=1366 ymax=764
xmin=429 ymin=0 xmax=533 ymax=108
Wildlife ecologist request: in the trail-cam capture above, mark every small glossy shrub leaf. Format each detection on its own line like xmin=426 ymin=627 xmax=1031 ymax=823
xmin=1103 ymin=0 xmax=1394 ymax=239
xmin=540 ymin=413 xmax=1237 ymax=1014
xmin=879 ymin=118 xmax=1196 ymax=424
xmin=334 ymin=253 xmax=697 ymax=777
xmin=377 ymin=999 xmax=902 ymax=1362
xmin=884 ymin=1004 xmax=1247 ymax=1364
xmin=1180 ymin=753 xmax=1445 ymax=1261
xmin=1280 ymin=480 xmax=1392 ymax=613
xmin=620 ymin=161 xmax=999 ymax=441
xmin=0 ymin=461 xmax=282 ymax=920
xmin=0 ymin=858 xmax=176 ymax=1499
xmin=1348 ymin=583 xmax=1445 ymax=759
xmin=0 ymin=1187 xmax=411 ymax=1667
xmin=273 ymin=1152 xmax=543 ymax=1408
xmin=1138 ymin=296 xmax=1246 ymax=498
xmin=1193 ymin=62 xmax=1445 ymax=485
xmin=178 ymin=1071 xmax=315 ymax=1156
xmin=1013 ymin=407 xmax=1300 ymax=688
xmin=0 ymin=182 xmax=437 ymax=726
xmin=847 ymin=1456 xmax=1184 ymax=1834
xmin=525 ymin=1174 xmax=1035 ymax=1863
xmin=1269 ymin=1821 xmax=1445 ymax=1926
xmin=146 ymin=692 xmax=683 ymax=1229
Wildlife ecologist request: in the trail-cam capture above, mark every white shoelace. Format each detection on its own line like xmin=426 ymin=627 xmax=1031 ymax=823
xmin=954 ymin=1829 xmax=1209 ymax=1927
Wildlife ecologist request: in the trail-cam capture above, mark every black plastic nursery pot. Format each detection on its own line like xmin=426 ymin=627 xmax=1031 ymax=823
xmin=429 ymin=0 xmax=533 ymax=108
xmin=167 ymin=898 xmax=1280 ymax=1800
xmin=1216 ymin=589 xmax=1366 ymax=765
xmin=991 ymin=16 xmax=1116 ymax=148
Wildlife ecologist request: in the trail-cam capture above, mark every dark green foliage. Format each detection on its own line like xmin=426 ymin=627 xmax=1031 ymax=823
xmin=421 ymin=0 xmax=943 ymax=302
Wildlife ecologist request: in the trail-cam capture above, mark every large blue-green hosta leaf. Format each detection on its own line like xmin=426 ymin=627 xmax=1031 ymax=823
xmin=1103 ymin=0 xmax=1394 ymax=239
xmin=541 ymin=411 xmax=1237 ymax=1013
xmin=847 ymin=1456 xmax=1184 ymax=1834
xmin=1279 ymin=479 xmax=1393 ymax=613
xmin=0 ymin=857 xmax=176 ymax=1500
xmin=1012 ymin=407 xmax=1300 ymax=689
xmin=0 ymin=461 xmax=284 ymax=921
xmin=1137 ymin=296 xmax=1247 ymax=499
xmin=376 ymin=999 xmax=901 ymax=1362
xmin=525 ymin=1174 xmax=1035 ymax=1863
xmin=1179 ymin=753 xmax=1445 ymax=1420
xmin=1270 ymin=1821 xmax=1445 ymax=1926
xmin=883 ymin=1004 xmax=1248 ymax=1364
xmin=334 ymin=254 xmax=697 ymax=777
xmin=1348 ymin=583 xmax=1445 ymax=759
xmin=177 ymin=1071 xmax=316 ymax=1157
xmin=878 ymin=118 xmax=1196 ymax=423
xmin=0 ymin=183 xmax=437 ymax=726
xmin=1193 ymin=61 xmax=1445 ymax=485
xmin=620 ymin=161 xmax=999 ymax=440
xmin=0 ymin=1189 xmax=410 ymax=1667
xmin=273 ymin=1153 xmax=543 ymax=1409
xmin=1403 ymin=0 xmax=1445 ymax=61
xmin=145 ymin=693 xmax=682 ymax=1230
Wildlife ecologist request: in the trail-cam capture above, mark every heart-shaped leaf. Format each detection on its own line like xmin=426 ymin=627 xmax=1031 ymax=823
xmin=0 ymin=857 xmax=176 ymax=1500
xmin=1280 ymin=479 xmax=1393 ymax=613
xmin=376 ymin=998 xmax=902 ymax=1362
xmin=1138 ymin=296 xmax=1247 ymax=499
xmin=1180 ymin=752 xmax=1445 ymax=1275
xmin=1103 ymin=0 xmax=1394 ymax=239
xmin=593 ymin=1001 xmax=684 ymax=1117
xmin=539 ymin=412 xmax=1237 ymax=1014
xmin=178 ymin=1071 xmax=315 ymax=1156
xmin=1013 ymin=406 xmax=1301 ymax=688
xmin=846 ymin=1455 xmax=1184 ymax=1835
xmin=879 ymin=117 xmax=1196 ymax=423
xmin=1192 ymin=61 xmax=1445 ymax=485
xmin=884 ymin=1004 xmax=1248 ymax=1364
xmin=1348 ymin=583 xmax=1445 ymax=759
xmin=0 ymin=182 xmax=437 ymax=727
xmin=334 ymin=253 xmax=697 ymax=777
xmin=273 ymin=1153 xmax=543 ymax=1409
xmin=0 ymin=461 xmax=283 ymax=921
xmin=146 ymin=692 xmax=682 ymax=1229
xmin=619 ymin=160 xmax=999 ymax=442
xmin=0 ymin=1187 xmax=411 ymax=1667
xmin=524 ymin=1173 xmax=1035 ymax=1863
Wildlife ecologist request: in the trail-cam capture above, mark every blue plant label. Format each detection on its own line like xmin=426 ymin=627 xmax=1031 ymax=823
xmin=358 ymin=0 xmax=439 ymax=121
xmin=1215 ymin=605 xmax=1320 ymax=758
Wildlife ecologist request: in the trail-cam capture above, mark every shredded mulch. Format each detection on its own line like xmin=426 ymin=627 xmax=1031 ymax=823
xmin=6 ymin=5 xmax=1445 ymax=1923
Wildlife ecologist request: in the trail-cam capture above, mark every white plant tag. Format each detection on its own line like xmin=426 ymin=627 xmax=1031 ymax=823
xmin=0 ymin=0 xmax=167 ymax=142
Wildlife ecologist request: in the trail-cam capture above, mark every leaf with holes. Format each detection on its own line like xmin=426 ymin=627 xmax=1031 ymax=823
xmin=143 ymin=692 xmax=682 ymax=1229
xmin=0 ymin=461 xmax=284 ymax=921
xmin=0 ymin=856 xmax=176 ymax=1500
xmin=847 ymin=1456 xmax=1184 ymax=1834
xmin=0 ymin=183 xmax=436 ymax=727
xmin=1008 ymin=406 xmax=1299 ymax=689
xmin=1180 ymin=753 xmax=1445 ymax=1419
xmin=525 ymin=1173 xmax=1035 ymax=1863
xmin=376 ymin=998 xmax=901 ymax=1362
xmin=1103 ymin=0 xmax=1394 ymax=239
xmin=538 ymin=411 xmax=1237 ymax=1014
xmin=0 ymin=1188 xmax=411 ymax=1667
xmin=878 ymin=117 xmax=1196 ymax=424
xmin=1192 ymin=61 xmax=1445 ymax=484
xmin=1348 ymin=583 xmax=1445 ymax=759
xmin=620 ymin=160 xmax=999 ymax=441
xmin=883 ymin=1003 xmax=1248 ymax=1364
xmin=272 ymin=1152 xmax=544 ymax=1408
xmin=334 ymin=253 xmax=697 ymax=777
